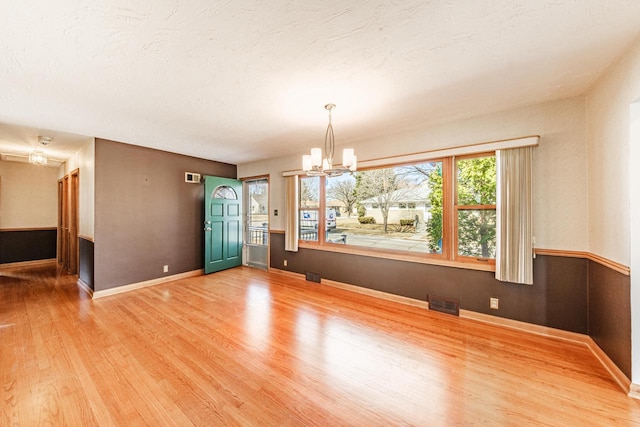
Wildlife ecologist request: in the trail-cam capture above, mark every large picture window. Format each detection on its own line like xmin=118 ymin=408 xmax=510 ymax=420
xmin=300 ymin=153 xmax=497 ymax=266
xmin=324 ymin=161 xmax=444 ymax=253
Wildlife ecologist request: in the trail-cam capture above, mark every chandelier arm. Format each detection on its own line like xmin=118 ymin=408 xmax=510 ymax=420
xmin=325 ymin=122 xmax=334 ymax=166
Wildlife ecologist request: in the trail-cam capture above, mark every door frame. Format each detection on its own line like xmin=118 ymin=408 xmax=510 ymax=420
xmin=242 ymin=175 xmax=270 ymax=271
xmin=57 ymin=168 xmax=79 ymax=274
xmin=204 ymin=175 xmax=243 ymax=274
xmin=57 ymin=178 xmax=64 ymax=265
xmin=69 ymin=169 xmax=79 ymax=274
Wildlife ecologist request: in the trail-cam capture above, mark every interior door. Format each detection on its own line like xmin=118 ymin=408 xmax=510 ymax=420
xmin=61 ymin=175 xmax=70 ymax=272
xmin=57 ymin=178 xmax=64 ymax=265
xmin=204 ymin=176 xmax=243 ymax=274
xmin=69 ymin=169 xmax=79 ymax=274
xmin=57 ymin=171 xmax=79 ymax=274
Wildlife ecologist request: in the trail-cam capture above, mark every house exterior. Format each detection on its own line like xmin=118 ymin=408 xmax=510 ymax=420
xmin=326 ymin=199 xmax=349 ymax=216
xmin=250 ymin=192 xmax=268 ymax=215
xmin=359 ymin=185 xmax=431 ymax=224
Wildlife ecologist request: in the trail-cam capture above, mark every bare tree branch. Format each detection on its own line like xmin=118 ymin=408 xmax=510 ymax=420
xmin=327 ymin=178 xmax=358 ymax=217
xmin=356 ymin=169 xmax=409 ymax=233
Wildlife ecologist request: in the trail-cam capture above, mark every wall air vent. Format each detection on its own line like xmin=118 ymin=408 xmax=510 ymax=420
xmin=428 ymin=295 xmax=460 ymax=316
xmin=185 ymin=172 xmax=201 ymax=183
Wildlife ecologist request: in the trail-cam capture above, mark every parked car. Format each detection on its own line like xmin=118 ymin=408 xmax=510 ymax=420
xmin=301 ymin=208 xmax=337 ymax=230
xmin=326 ymin=208 xmax=337 ymax=230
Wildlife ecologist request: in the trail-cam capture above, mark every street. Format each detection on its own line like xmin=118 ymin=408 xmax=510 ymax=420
xmin=327 ymin=230 xmax=432 ymax=253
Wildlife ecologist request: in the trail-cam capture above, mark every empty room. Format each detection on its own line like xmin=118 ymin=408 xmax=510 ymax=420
xmin=2 ymin=1 xmax=640 ymax=425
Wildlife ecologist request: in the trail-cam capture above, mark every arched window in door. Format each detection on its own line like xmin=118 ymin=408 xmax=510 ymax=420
xmin=212 ymin=185 xmax=238 ymax=200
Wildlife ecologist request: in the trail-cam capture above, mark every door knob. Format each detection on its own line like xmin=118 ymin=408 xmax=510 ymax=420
xmin=204 ymin=220 xmax=212 ymax=225
xmin=204 ymin=227 xmax=212 ymax=231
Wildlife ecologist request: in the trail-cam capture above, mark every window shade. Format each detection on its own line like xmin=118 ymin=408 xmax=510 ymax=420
xmin=284 ymin=175 xmax=299 ymax=252
xmin=496 ymin=147 xmax=533 ymax=285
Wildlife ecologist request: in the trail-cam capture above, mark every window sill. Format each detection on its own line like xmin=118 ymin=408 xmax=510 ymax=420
xmin=298 ymin=241 xmax=496 ymax=273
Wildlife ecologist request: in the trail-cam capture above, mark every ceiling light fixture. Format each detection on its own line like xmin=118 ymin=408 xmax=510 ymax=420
xmin=29 ymin=136 xmax=52 ymax=165
xmin=302 ymin=104 xmax=356 ymax=177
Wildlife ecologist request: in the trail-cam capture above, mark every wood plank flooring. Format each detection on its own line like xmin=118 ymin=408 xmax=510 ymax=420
xmin=2 ymin=263 xmax=640 ymax=426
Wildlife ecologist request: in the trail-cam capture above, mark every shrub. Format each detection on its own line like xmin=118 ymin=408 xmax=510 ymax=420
xmin=358 ymin=216 xmax=376 ymax=224
xmin=357 ymin=205 xmax=366 ymax=217
xmin=400 ymin=219 xmax=415 ymax=227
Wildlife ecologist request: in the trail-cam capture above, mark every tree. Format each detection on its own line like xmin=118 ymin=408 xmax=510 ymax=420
xmin=420 ymin=158 xmax=496 ymax=257
xmin=396 ymin=162 xmax=443 ymax=252
xmin=299 ymin=176 xmax=319 ymax=208
xmin=355 ymin=168 xmax=406 ymax=233
xmin=456 ymin=157 xmax=496 ymax=258
xmin=425 ymin=165 xmax=443 ymax=253
xmin=327 ymin=178 xmax=358 ymax=218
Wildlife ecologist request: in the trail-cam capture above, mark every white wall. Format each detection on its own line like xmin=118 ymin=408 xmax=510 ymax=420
xmin=239 ymin=153 xmax=298 ymax=230
xmin=77 ymin=139 xmax=95 ymax=239
xmin=239 ymin=96 xmax=589 ymax=252
xmin=585 ymin=33 xmax=640 ymax=386
xmin=586 ymin=35 xmax=640 ymax=267
xmin=63 ymin=138 xmax=95 ymax=239
xmin=631 ymin=101 xmax=640 ymax=388
xmin=0 ymin=160 xmax=59 ymax=228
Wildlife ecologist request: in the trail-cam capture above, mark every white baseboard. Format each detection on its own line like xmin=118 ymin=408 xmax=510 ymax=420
xmin=92 ymin=269 xmax=203 ymax=299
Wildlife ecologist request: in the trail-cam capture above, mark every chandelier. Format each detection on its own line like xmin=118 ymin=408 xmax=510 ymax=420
xmin=302 ymin=104 xmax=357 ymax=177
xmin=29 ymin=136 xmax=52 ymax=165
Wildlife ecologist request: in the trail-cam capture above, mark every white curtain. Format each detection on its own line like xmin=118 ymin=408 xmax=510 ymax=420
xmin=284 ymin=175 xmax=299 ymax=252
xmin=496 ymin=147 xmax=533 ymax=285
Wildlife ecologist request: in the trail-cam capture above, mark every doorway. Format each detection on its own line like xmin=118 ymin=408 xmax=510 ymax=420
xmin=58 ymin=169 xmax=79 ymax=274
xmin=204 ymin=176 xmax=243 ymax=274
xmin=243 ymin=178 xmax=269 ymax=270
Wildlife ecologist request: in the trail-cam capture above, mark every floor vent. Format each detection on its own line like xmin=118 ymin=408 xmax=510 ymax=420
xmin=305 ymin=271 xmax=321 ymax=283
xmin=428 ymin=295 xmax=460 ymax=316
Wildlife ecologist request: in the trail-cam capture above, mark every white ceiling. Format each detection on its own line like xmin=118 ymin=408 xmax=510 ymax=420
xmin=1 ymin=1 xmax=639 ymax=165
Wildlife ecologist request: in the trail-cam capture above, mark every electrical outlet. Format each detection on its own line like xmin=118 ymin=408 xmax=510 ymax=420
xmin=163 ymin=265 xmax=169 ymax=273
xmin=284 ymin=260 xmax=288 ymax=267
xmin=490 ymin=298 xmax=499 ymax=310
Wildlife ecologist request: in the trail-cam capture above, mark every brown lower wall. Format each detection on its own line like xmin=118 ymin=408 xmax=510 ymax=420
xmin=270 ymin=232 xmax=588 ymax=333
xmin=588 ymin=260 xmax=631 ymax=378
xmin=79 ymin=237 xmax=94 ymax=291
xmin=270 ymin=232 xmax=632 ymax=379
xmin=0 ymin=229 xmax=57 ymax=264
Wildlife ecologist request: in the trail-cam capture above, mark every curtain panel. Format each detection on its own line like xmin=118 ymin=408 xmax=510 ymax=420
xmin=284 ymin=175 xmax=299 ymax=252
xmin=496 ymin=147 xmax=533 ymax=285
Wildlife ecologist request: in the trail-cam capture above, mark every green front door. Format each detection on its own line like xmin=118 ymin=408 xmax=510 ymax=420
xmin=204 ymin=176 xmax=243 ymax=274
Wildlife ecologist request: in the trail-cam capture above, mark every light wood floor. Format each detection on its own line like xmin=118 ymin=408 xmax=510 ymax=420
xmin=2 ymin=264 xmax=640 ymax=426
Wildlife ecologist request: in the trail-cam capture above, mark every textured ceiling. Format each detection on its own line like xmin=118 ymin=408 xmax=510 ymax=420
xmin=1 ymin=1 xmax=640 ymax=164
